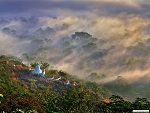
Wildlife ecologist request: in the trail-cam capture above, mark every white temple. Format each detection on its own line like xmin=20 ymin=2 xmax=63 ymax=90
xmin=32 ymin=65 xmax=45 ymax=77
xmin=32 ymin=65 xmax=42 ymax=74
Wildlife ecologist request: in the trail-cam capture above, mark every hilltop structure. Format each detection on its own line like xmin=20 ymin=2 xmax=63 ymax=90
xmin=32 ymin=65 xmax=45 ymax=77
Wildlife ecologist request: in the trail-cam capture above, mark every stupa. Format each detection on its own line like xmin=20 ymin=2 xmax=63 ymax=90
xmin=32 ymin=65 xmax=42 ymax=75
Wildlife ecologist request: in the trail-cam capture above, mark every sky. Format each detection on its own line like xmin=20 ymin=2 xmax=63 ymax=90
xmin=0 ymin=0 xmax=150 ymax=18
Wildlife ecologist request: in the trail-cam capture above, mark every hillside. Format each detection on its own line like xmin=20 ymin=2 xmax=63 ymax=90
xmin=0 ymin=55 xmax=150 ymax=113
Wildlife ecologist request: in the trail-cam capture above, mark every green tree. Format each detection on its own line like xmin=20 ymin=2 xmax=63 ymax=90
xmin=30 ymin=63 xmax=39 ymax=69
xmin=132 ymin=97 xmax=150 ymax=110
xmin=58 ymin=87 xmax=99 ymax=113
xmin=40 ymin=61 xmax=49 ymax=70
xmin=43 ymin=92 xmax=62 ymax=113
xmin=107 ymin=95 xmax=132 ymax=113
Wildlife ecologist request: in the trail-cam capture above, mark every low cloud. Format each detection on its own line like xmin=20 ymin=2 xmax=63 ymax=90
xmin=0 ymin=0 xmax=150 ymax=83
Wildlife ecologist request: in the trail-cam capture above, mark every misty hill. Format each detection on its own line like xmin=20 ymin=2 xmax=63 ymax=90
xmin=0 ymin=55 xmax=150 ymax=112
xmin=0 ymin=55 xmax=109 ymax=112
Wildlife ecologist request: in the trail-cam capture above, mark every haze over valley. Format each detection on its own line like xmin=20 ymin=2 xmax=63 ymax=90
xmin=0 ymin=0 xmax=150 ymax=101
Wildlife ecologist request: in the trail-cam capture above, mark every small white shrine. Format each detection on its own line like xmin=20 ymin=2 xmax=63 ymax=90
xmin=32 ymin=65 xmax=45 ymax=77
xmin=32 ymin=65 xmax=42 ymax=74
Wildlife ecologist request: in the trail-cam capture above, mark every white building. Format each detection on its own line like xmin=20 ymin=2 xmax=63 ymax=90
xmin=32 ymin=65 xmax=45 ymax=77
xmin=32 ymin=65 xmax=42 ymax=74
xmin=41 ymin=69 xmax=45 ymax=78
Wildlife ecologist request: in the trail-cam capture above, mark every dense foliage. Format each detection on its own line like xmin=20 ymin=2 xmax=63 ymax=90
xmin=0 ymin=55 xmax=150 ymax=113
